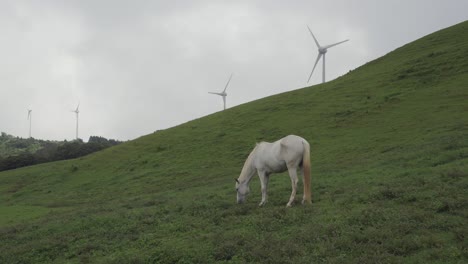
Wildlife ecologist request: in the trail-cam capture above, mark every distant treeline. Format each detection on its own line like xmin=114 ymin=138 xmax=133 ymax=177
xmin=0 ymin=134 xmax=122 ymax=172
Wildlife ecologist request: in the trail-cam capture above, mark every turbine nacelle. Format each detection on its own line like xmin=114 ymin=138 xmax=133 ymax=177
xmin=318 ymin=47 xmax=328 ymax=54
xmin=73 ymin=103 xmax=80 ymax=114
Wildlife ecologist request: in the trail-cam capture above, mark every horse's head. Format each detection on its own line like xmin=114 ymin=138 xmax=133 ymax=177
xmin=235 ymin=178 xmax=250 ymax=204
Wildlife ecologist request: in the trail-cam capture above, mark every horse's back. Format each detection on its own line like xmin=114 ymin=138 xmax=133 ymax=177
xmin=279 ymin=135 xmax=308 ymax=167
xmin=280 ymin=135 xmax=308 ymax=149
xmin=253 ymin=135 xmax=309 ymax=171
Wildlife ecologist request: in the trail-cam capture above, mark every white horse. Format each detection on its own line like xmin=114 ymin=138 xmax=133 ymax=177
xmin=235 ymin=135 xmax=311 ymax=207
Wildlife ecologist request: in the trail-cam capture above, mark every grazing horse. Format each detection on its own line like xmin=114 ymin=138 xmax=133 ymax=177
xmin=235 ymin=135 xmax=311 ymax=207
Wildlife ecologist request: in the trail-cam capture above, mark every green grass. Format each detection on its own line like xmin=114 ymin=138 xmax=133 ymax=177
xmin=1 ymin=21 xmax=468 ymax=263
xmin=0 ymin=205 xmax=51 ymax=226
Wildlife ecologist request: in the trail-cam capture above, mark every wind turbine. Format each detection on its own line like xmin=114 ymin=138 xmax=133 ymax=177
xmin=71 ymin=103 xmax=80 ymax=139
xmin=307 ymin=26 xmax=349 ymax=83
xmin=209 ymin=73 xmax=233 ymax=111
xmin=27 ymin=109 xmax=32 ymax=138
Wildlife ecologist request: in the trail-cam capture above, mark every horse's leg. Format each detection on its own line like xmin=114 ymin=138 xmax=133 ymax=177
xmin=258 ymin=170 xmax=269 ymax=206
xmin=287 ymin=167 xmax=298 ymax=207
xmin=298 ymin=166 xmax=306 ymax=204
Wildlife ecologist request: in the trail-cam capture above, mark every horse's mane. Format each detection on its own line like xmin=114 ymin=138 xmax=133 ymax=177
xmin=238 ymin=144 xmax=258 ymax=182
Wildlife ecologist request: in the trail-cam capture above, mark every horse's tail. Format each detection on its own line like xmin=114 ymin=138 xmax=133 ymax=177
xmin=302 ymin=140 xmax=312 ymax=204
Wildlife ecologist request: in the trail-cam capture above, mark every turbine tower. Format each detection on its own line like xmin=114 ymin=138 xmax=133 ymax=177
xmin=71 ymin=103 xmax=80 ymax=139
xmin=27 ymin=109 xmax=32 ymax=138
xmin=307 ymin=26 xmax=349 ymax=83
xmin=209 ymin=73 xmax=233 ymax=111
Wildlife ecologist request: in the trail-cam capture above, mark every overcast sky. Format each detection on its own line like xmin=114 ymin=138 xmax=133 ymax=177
xmin=1 ymin=0 xmax=467 ymax=141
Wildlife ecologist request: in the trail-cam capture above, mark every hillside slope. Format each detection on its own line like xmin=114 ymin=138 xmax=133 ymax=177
xmin=1 ymin=21 xmax=467 ymax=263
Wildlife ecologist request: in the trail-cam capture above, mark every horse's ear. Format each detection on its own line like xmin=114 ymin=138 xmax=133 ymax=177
xmin=235 ymin=178 xmax=239 ymax=184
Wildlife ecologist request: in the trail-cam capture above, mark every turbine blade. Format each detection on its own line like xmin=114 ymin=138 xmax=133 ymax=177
xmin=208 ymin=92 xmax=223 ymax=96
xmin=307 ymin=54 xmax=322 ymax=83
xmin=223 ymin=73 xmax=233 ymax=92
xmin=307 ymin=25 xmax=321 ymax=48
xmin=76 ymin=102 xmax=80 ymax=112
xmin=324 ymin=39 xmax=349 ymax=49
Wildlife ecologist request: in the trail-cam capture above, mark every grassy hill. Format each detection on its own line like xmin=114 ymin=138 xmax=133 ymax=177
xmin=1 ymin=21 xmax=467 ymax=263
